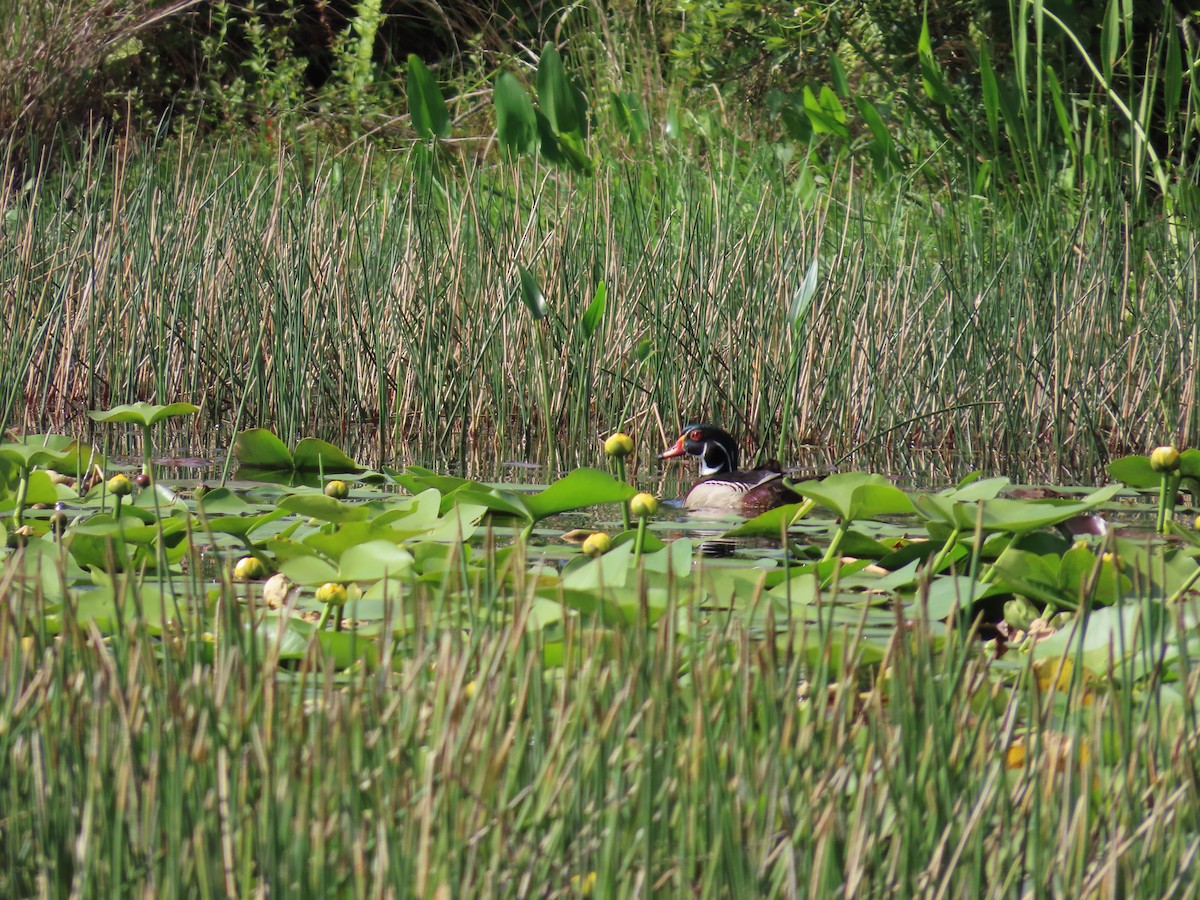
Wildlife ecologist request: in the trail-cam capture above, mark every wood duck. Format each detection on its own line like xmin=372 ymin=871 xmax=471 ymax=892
xmin=658 ymin=424 xmax=802 ymax=514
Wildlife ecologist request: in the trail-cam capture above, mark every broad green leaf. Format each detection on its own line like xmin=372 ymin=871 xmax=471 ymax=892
xmin=803 ymin=85 xmax=850 ymax=139
xmin=452 ymin=488 xmax=531 ymax=521
xmin=234 ymin=428 xmax=294 ymax=469
xmin=829 ymin=53 xmax=849 ymax=97
xmin=278 ymin=554 xmax=340 ymax=585
xmin=88 ymin=401 xmax=199 ymax=427
xmin=199 ymin=509 xmax=289 ymax=540
xmin=943 ymin=476 xmax=1010 ymax=502
xmin=918 ymin=17 xmax=954 ymax=106
xmin=724 ymin=501 xmax=809 ymax=538
xmin=915 ymin=483 xmax=1123 ymax=536
xmin=610 ymin=91 xmax=647 ymax=142
xmin=277 ymin=493 xmax=370 ymax=524
xmin=292 ymin=438 xmax=361 ymax=473
xmin=0 ymin=441 xmax=70 ymax=470
xmin=525 ymin=468 xmax=637 ymax=521
xmin=912 ymin=576 xmax=1009 ymax=620
xmin=495 ymin=72 xmax=537 ymax=155
xmin=856 ymin=98 xmax=901 ymax=174
xmin=789 ymin=472 xmax=915 ymax=522
xmin=407 ymin=54 xmax=450 ymax=141
xmin=789 ymin=258 xmax=818 ymax=331
xmin=580 ymin=281 xmax=607 ymax=340
xmin=337 ymin=540 xmax=415 ymax=582
xmin=197 ymin=487 xmax=256 ymax=515
xmin=537 ymin=43 xmax=586 ymax=138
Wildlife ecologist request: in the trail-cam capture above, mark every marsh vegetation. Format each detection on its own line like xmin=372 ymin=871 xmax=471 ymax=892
xmin=3 ymin=0 xmax=1200 ymax=895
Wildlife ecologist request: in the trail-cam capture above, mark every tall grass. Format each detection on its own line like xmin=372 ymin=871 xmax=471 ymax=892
xmin=3 ymin=546 xmax=1199 ymax=895
xmin=1 ymin=131 xmax=1196 ymax=477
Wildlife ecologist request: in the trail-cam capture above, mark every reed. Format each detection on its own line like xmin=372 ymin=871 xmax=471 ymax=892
xmin=2 ymin=130 xmax=1195 ymax=479
xmin=2 ymin=544 xmax=1198 ymax=896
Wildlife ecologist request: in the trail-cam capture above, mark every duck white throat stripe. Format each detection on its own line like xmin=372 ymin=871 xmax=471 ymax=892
xmin=698 ymin=440 xmax=735 ymax=477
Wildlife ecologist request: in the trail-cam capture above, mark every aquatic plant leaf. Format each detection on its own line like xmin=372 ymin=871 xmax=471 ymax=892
xmin=495 ymin=72 xmax=537 ymax=155
xmin=1107 ymin=454 xmax=1158 ymax=489
xmin=0 ymin=441 xmax=70 ymax=470
xmin=803 ymin=86 xmax=850 ymax=139
xmin=407 ymin=54 xmax=451 ymax=141
xmin=942 ymin=476 xmax=1010 ymax=501
xmin=303 ymin=522 xmax=401 ymax=560
xmin=292 ymin=439 xmax=361 ymax=473
xmin=198 ymin=510 xmax=287 ymax=540
xmin=278 ymin=555 xmax=339 ymax=585
xmin=608 ymin=528 xmax=665 ymax=554
xmin=789 ymin=472 xmax=915 ymax=522
xmin=338 ymin=541 xmax=415 ymax=582
xmin=610 ymin=91 xmax=647 ymax=142
xmin=1032 ymin=601 xmax=1172 ymax=677
xmin=580 ymin=281 xmax=606 ymax=340
xmin=234 ymin=429 xmax=295 ymax=469
xmin=277 ymin=493 xmax=371 ymax=523
xmin=2 ymin=541 xmax=70 ymax=600
xmin=724 ymin=501 xmax=809 ymax=537
xmin=918 ymin=17 xmax=954 ymax=106
xmin=19 ymin=470 xmax=60 ymax=506
xmin=525 ymin=467 xmax=637 ymax=521
xmin=788 ymin=258 xmax=818 ymax=332
xmin=911 ymin=576 xmax=1008 ymax=620
xmin=519 ymin=266 xmax=548 ymax=319
xmin=989 ymin=549 xmax=1071 ymax=608
xmin=453 ymin=488 xmax=531 ymax=521
xmin=537 ymin=43 xmax=587 ymax=139
xmin=88 ymin=401 xmax=199 ymax=427
xmin=562 ymin=541 xmax=634 ymax=590
xmin=197 ymin=487 xmax=255 ymax=515
xmin=370 ymin=489 xmax=440 ymax=528
xmin=916 ymin=483 xmax=1122 ymax=536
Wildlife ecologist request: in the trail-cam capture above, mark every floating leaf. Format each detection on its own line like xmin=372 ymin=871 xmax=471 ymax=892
xmin=292 ymin=439 xmax=361 ymax=473
xmin=525 ymin=468 xmax=636 ymax=521
xmin=234 ymin=429 xmax=294 ymax=469
xmin=789 ymin=472 xmax=915 ymax=523
xmin=88 ymin=401 xmax=199 ymax=428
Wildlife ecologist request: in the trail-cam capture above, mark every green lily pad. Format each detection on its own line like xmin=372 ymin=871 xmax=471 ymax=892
xmin=88 ymin=401 xmax=200 ymax=427
xmin=292 ymin=438 xmax=362 ymax=473
xmin=915 ymin=483 xmax=1122 ymax=536
xmin=723 ymin=501 xmax=809 ymax=538
xmin=524 ymin=468 xmax=637 ymax=520
xmin=789 ymin=472 xmax=916 ymax=522
xmin=234 ymin=429 xmax=294 ymax=469
xmin=277 ymin=492 xmax=370 ymax=524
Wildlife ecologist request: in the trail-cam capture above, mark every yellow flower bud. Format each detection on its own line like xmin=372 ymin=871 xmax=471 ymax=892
xmin=315 ymin=582 xmax=348 ymax=606
xmin=107 ymin=473 xmax=133 ymax=497
xmin=233 ymin=556 xmax=266 ymax=581
xmin=629 ymin=492 xmax=658 ymax=518
xmin=581 ymin=531 xmax=612 ymax=557
xmin=604 ymin=432 xmax=634 ymax=458
xmin=1150 ymin=445 xmax=1181 ymax=472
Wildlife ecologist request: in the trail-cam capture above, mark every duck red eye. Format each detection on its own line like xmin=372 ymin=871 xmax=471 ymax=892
xmin=689 ymin=429 xmax=702 ymax=440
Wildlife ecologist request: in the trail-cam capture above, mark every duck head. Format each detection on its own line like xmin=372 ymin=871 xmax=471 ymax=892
xmin=658 ymin=424 xmax=740 ymax=476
